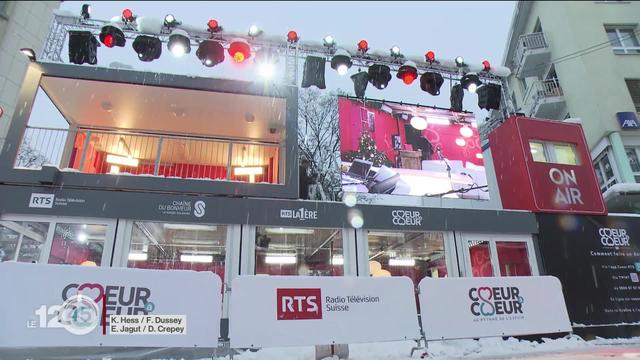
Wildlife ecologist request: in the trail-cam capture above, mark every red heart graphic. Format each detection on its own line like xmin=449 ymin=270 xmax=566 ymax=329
xmin=78 ymin=283 xmax=104 ymax=303
xmin=477 ymin=286 xmax=492 ymax=301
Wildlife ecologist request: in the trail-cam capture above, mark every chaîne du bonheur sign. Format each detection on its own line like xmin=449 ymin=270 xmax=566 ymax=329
xmin=419 ymin=276 xmax=571 ymax=340
xmin=229 ymin=276 xmax=421 ymax=348
xmin=0 ymin=262 xmax=221 ymax=348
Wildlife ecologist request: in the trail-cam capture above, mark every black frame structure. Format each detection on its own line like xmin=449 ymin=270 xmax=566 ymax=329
xmin=0 ymin=62 xmax=299 ymax=199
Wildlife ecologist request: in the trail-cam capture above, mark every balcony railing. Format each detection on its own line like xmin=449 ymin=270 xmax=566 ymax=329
xmin=513 ymin=32 xmax=549 ymax=75
xmin=15 ymin=126 xmax=281 ymax=184
xmin=524 ymin=78 xmax=563 ymax=106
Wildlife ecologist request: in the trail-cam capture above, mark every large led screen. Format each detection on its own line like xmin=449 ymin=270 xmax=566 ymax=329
xmin=338 ymin=97 xmax=489 ymax=200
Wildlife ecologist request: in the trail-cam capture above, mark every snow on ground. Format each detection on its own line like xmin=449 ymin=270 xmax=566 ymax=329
xmin=225 ymin=336 xmax=640 ymax=360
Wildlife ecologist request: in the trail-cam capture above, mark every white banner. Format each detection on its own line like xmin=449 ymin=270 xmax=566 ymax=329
xmin=230 ymin=276 xmax=420 ymax=348
xmin=419 ymin=276 xmax=571 ymax=340
xmin=0 ymin=262 xmax=221 ymax=348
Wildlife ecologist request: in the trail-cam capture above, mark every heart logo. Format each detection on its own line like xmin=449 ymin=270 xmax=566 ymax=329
xmin=78 ymin=283 xmax=104 ymax=303
xmin=477 ymin=286 xmax=492 ymax=301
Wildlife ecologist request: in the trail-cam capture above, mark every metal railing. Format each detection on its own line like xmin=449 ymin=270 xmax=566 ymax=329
xmin=523 ymin=78 xmax=564 ymax=112
xmin=513 ymin=32 xmax=549 ymax=69
xmin=15 ymin=126 xmax=281 ymax=183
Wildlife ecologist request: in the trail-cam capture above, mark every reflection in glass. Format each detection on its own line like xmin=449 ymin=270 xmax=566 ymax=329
xmin=128 ymin=222 xmax=226 ymax=278
xmin=49 ymin=223 xmax=106 ymax=265
xmin=553 ymin=143 xmax=578 ymax=165
xmin=529 ymin=141 xmax=547 ymax=162
xmin=468 ymin=240 xmax=493 ymax=277
xmin=496 ymin=242 xmax=532 ymax=276
xmin=0 ymin=221 xmax=49 ymax=263
xmin=367 ymin=231 xmax=446 ymax=287
xmin=255 ymin=227 xmax=343 ymax=276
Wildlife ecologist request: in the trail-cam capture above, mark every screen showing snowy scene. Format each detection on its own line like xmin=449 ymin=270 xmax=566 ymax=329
xmin=338 ymin=97 xmax=489 ymax=199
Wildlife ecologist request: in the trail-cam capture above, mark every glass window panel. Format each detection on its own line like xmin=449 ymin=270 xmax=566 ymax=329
xmin=367 ymin=231 xmax=446 ymax=287
xmin=468 ymin=240 xmax=494 ymax=277
xmin=0 ymin=225 xmax=19 ymax=261
xmin=17 ymin=236 xmax=43 ymax=263
xmin=606 ymin=29 xmax=622 ymax=47
xmin=626 ymin=148 xmax=640 ymax=172
xmin=0 ymin=221 xmax=48 ymax=263
xmin=49 ymin=223 xmax=107 ymax=266
xmin=255 ymin=227 xmax=343 ymax=276
xmin=496 ymin=242 xmax=532 ymax=276
xmin=602 ymin=155 xmax=615 ymax=179
xmin=619 ymin=29 xmax=640 ymax=47
xmin=529 ymin=141 xmax=547 ymax=162
xmin=553 ymin=143 xmax=579 ymax=165
xmin=128 ymin=222 xmax=227 ymax=278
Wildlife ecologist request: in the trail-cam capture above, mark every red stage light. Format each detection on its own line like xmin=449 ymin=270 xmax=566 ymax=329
xmin=207 ymin=19 xmax=219 ymax=32
xmin=425 ymin=50 xmax=435 ymax=63
xmin=122 ymin=8 xmax=134 ymax=22
xmin=482 ymin=60 xmax=491 ymax=71
xmin=228 ymin=40 xmax=251 ymax=63
xmin=287 ymin=30 xmax=299 ymax=43
xmin=103 ymin=34 xmax=114 ymax=48
xmin=358 ymin=40 xmax=369 ymax=52
xmin=402 ymin=72 xmax=417 ymax=85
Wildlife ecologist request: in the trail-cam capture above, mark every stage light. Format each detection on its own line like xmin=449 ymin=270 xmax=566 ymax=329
xmin=81 ymin=4 xmax=91 ymax=20
xmin=455 ymin=56 xmax=465 ymax=67
xmin=99 ymin=24 xmax=125 ymax=48
xmin=287 ymin=30 xmax=299 ymax=43
xmin=168 ymin=29 xmax=191 ymax=57
xmin=68 ymin=31 xmax=99 ymax=65
xmin=248 ymin=24 xmax=262 ymax=37
xmin=410 ymin=116 xmax=427 ymax=130
xmin=390 ymin=45 xmax=401 ymax=57
xmin=132 ymin=35 xmax=162 ymax=62
xmin=301 ymin=56 xmax=326 ymax=89
xmin=19 ymin=48 xmax=36 ymax=62
xmin=420 ymin=72 xmax=444 ymax=96
xmin=397 ymin=60 xmax=418 ymax=85
xmin=425 ymin=50 xmax=435 ymax=63
xmin=323 ymin=35 xmax=335 ymax=47
xmin=207 ymin=19 xmax=221 ymax=33
xmin=450 ymin=84 xmax=463 ymax=112
xmin=482 ymin=60 xmax=491 ymax=71
xmin=331 ymin=49 xmax=352 ymax=76
xmin=477 ymin=83 xmax=502 ymax=110
xmin=358 ymin=39 xmax=369 ymax=53
xmin=351 ymin=71 xmax=369 ymax=98
xmin=255 ymin=50 xmax=278 ymax=79
xmin=476 ymin=153 xmax=484 ymax=159
xmin=461 ymin=72 xmax=482 ymax=93
xmin=122 ymin=8 xmax=135 ymax=23
xmin=368 ymin=64 xmax=392 ymax=90
xmin=228 ymin=40 xmax=251 ymax=63
xmin=164 ymin=14 xmax=179 ymax=28
xmin=196 ymin=40 xmax=225 ymax=67
xmin=460 ymin=125 xmax=473 ymax=138
xmin=455 ymin=138 xmax=466 ymax=147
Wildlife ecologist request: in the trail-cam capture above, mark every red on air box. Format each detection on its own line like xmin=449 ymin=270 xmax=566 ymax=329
xmin=276 ymin=288 xmax=322 ymax=320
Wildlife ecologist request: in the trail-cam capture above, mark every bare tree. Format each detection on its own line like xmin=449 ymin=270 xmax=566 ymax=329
xmin=298 ymin=88 xmax=342 ymax=201
xmin=15 ymin=137 xmax=48 ymax=168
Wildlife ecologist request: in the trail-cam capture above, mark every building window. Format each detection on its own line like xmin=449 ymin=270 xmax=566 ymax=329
xmin=625 ymin=146 xmax=640 ymax=182
xmin=626 ymin=79 xmax=640 ymax=114
xmin=49 ymin=223 xmax=108 ymax=266
xmin=594 ymin=150 xmax=618 ymax=191
xmin=528 ymin=140 xmax=580 ymax=165
xmin=0 ymin=221 xmax=49 ymax=263
xmin=605 ymin=26 xmax=640 ymax=54
xmin=463 ymin=234 xmax=535 ymax=278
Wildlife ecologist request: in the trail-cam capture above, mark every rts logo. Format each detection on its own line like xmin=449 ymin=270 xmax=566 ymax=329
xmin=276 ymin=288 xmax=322 ymax=320
xmin=29 ymin=193 xmax=54 ymax=208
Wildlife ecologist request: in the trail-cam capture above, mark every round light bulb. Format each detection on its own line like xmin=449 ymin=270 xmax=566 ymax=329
xmin=455 ymin=56 xmax=464 ymax=66
xmin=324 ymin=35 xmax=334 ymax=45
xmin=165 ymin=14 xmax=175 ymax=24
xmin=410 ymin=116 xmax=427 ymax=130
xmin=337 ymin=64 xmax=349 ymax=76
xmin=455 ymin=138 xmax=466 ymax=147
xmin=350 ymin=214 xmax=363 ymax=228
xmin=468 ymin=83 xmax=478 ymax=93
xmin=476 ymin=153 xmax=484 ymax=159
xmin=249 ymin=25 xmax=260 ymax=36
xmin=170 ymin=43 xmax=186 ymax=57
xmin=391 ymin=46 xmax=400 ymax=55
xmin=77 ymin=233 xmax=87 ymax=242
xmin=233 ymin=52 xmax=245 ymax=63
xmin=259 ymin=62 xmax=275 ymax=78
xmin=460 ymin=126 xmax=473 ymax=138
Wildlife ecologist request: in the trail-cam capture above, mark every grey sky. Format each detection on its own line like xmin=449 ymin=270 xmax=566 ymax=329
xmin=48 ymin=1 xmax=515 ymax=120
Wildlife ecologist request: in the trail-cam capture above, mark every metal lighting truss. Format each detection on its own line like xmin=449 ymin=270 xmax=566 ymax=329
xmin=41 ymin=12 xmax=515 ymax=134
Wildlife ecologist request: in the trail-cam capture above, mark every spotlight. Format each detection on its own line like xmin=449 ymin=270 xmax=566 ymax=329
xmin=460 ymin=125 xmax=473 ymax=138
xmin=351 ymin=71 xmax=369 ymax=99
xmin=477 ymin=83 xmax=502 ymax=110
xmin=455 ymin=56 xmax=465 ymax=67
xmin=68 ymin=31 xmax=99 ymax=65
xmin=420 ymin=72 xmax=444 ymax=96
xmin=331 ymin=49 xmax=352 ymax=76
xmin=19 ymin=48 xmax=36 ymax=62
xmin=228 ymin=39 xmax=251 ymax=63
xmin=390 ymin=45 xmax=401 ymax=57
xmin=482 ymin=60 xmax=491 ymax=72
xmin=132 ymin=35 xmax=162 ymax=62
xmin=425 ymin=50 xmax=435 ymax=63
xmin=368 ymin=64 xmax=392 ymax=90
xmin=461 ymin=72 xmax=482 ymax=93
xmin=168 ymin=29 xmax=191 ymax=57
xmin=450 ymin=84 xmax=463 ymax=112
xmin=164 ymin=14 xmax=180 ymax=28
xmin=301 ymin=56 xmax=326 ymax=89
xmin=122 ymin=8 xmax=135 ymax=23
xmin=323 ymin=35 xmax=335 ymax=47
xmin=207 ymin=19 xmax=221 ymax=33
xmin=81 ymin=4 xmax=91 ymax=20
xmin=248 ymin=24 xmax=262 ymax=37
xmin=397 ymin=60 xmax=418 ymax=85
xmin=287 ymin=30 xmax=299 ymax=43
xmin=99 ymin=24 xmax=125 ymax=48
xmin=255 ymin=50 xmax=278 ymax=79
xmin=357 ymin=39 xmax=369 ymax=53
xmin=410 ymin=116 xmax=427 ymax=131
xmin=197 ymin=40 xmax=225 ymax=67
